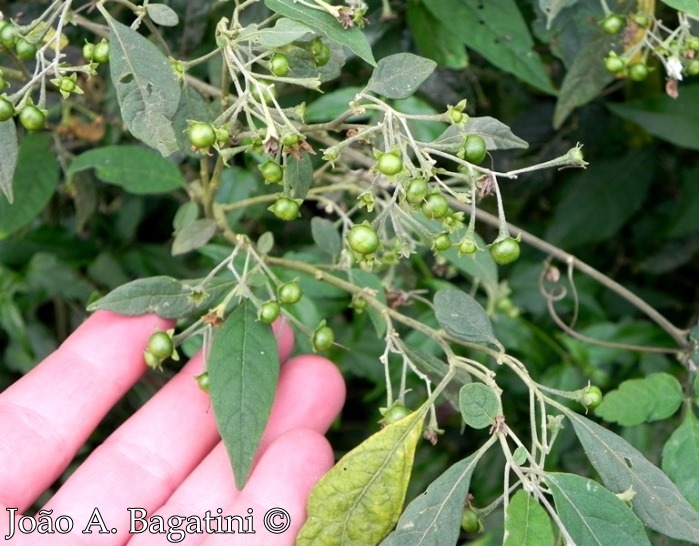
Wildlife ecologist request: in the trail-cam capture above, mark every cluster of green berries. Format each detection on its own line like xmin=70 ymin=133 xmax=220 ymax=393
xmin=186 ymin=121 xmax=231 ymax=152
xmin=0 ymin=20 xmax=38 ymax=60
xmin=144 ymin=330 xmax=177 ymax=371
xmin=82 ymin=39 xmax=110 ymax=65
xmin=601 ymin=12 xmax=699 ymax=80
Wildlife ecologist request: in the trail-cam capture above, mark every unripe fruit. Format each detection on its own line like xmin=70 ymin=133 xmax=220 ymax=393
xmin=579 ymin=385 xmax=603 ymax=410
xmin=15 ymin=38 xmax=37 ymax=60
xmin=146 ymin=331 xmax=174 ymax=360
xmin=382 ymin=403 xmax=411 ymax=425
xmin=489 ymin=237 xmax=520 ymax=265
xmin=628 ymin=62 xmax=649 ymax=81
xmin=433 ymin=232 xmax=452 ymax=252
xmin=270 ymin=53 xmax=290 ymax=77
xmin=463 ymin=134 xmax=487 ymax=165
xmin=458 ymin=237 xmax=477 ymax=255
xmin=188 ymin=122 xmax=216 ymax=149
xmin=259 ymin=160 xmax=284 ymax=184
xmin=258 ymin=300 xmax=281 ymax=324
xmin=278 ymin=281 xmax=303 ymax=305
xmin=600 ymin=13 xmax=625 ymax=35
xmin=19 ymin=105 xmax=46 ymax=131
xmin=312 ymin=325 xmax=334 ymax=351
xmin=195 ymin=372 xmax=210 ymax=392
xmin=93 ymin=39 xmax=110 ymax=64
xmin=269 ymin=197 xmax=301 ymax=221
xmin=347 ymin=224 xmax=380 ymax=255
xmin=405 ymin=178 xmax=428 ymax=205
xmin=376 ymin=152 xmax=403 ymax=176
xmin=421 ymin=193 xmax=450 ymax=219
xmin=0 ymin=97 xmax=14 ymax=122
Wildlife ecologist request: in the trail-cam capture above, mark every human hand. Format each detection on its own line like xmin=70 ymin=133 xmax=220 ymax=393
xmin=0 ymin=311 xmax=346 ymax=545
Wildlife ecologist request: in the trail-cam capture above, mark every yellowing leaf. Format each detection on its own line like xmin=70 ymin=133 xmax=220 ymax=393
xmin=297 ymin=409 xmax=425 ymax=545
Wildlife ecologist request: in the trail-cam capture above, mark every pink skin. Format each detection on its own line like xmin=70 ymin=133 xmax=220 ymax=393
xmin=0 ymin=311 xmax=346 ymax=545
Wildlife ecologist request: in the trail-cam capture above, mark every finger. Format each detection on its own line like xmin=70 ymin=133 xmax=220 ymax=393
xmin=36 ymin=319 xmax=307 ymax=545
xmin=0 ymin=311 xmax=171 ymax=512
xmin=203 ymin=429 xmax=335 ymax=546
xmin=127 ymin=354 xmax=345 ymax=545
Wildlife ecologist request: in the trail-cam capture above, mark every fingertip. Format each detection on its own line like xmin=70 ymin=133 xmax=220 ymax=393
xmin=272 ymin=317 xmax=295 ymax=363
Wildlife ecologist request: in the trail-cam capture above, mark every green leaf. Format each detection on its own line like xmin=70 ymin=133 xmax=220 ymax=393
xmin=553 ymin=31 xmax=616 ymax=128
xmin=106 ymin=15 xmax=181 ymax=156
xmin=595 ymin=373 xmax=683 ymax=426
xmin=209 ymin=300 xmax=279 ymax=489
xmin=434 ymin=289 xmax=501 ymax=348
xmin=545 ymin=472 xmax=651 ymax=545
xmin=431 ymin=117 xmax=528 ymax=152
xmin=297 ymin=409 xmax=425 ymax=545
xmin=662 ymin=409 xmax=699 ymax=511
xmin=68 ymin=146 xmax=185 ymax=194
xmin=565 ymin=410 xmax=699 ymax=542
xmin=402 ymin=346 xmax=470 ymax=411
xmin=258 ymin=17 xmax=313 ymax=48
xmin=145 ymin=3 xmax=179 ymax=26
xmin=311 ymin=217 xmax=341 ymax=256
xmin=422 ymin=0 xmax=556 ymax=94
xmin=0 ymin=133 xmax=59 ymax=239
xmin=503 ymin=489 xmax=555 ymax=546
xmin=353 ymin=269 xmax=387 ymax=338
xmin=285 ymin=151 xmax=313 ymax=199
xmin=171 ymin=219 xmax=217 ymax=256
xmin=406 ymin=1 xmax=468 ymax=69
xmin=607 ymin=84 xmax=699 ymax=150
xmin=545 ymin=150 xmax=654 ymax=248
xmin=306 ymin=86 xmax=364 ymax=122
xmin=459 ymin=383 xmax=500 ymax=430
xmin=0 ymin=120 xmax=18 ymax=204
xmin=538 ymin=0 xmax=580 ymax=29
xmin=660 ymin=0 xmax=699 ymax=18
xmin=86 ymin=275 xmax=234 ymax=319
xmin=264 ymin=0 xmax=376 ymax=66
xmin=381 ymin=452 xmax=483 ymax=546
xmin=366 ymin=53 xmax=437 ymax=100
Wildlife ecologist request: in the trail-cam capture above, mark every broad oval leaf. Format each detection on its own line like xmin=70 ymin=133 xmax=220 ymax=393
xmin=565 ymin=410 xmax=699 ymax=542
xmin=660 ymin=0 xmax=699 ymax=18
xmin=145 ymin=3 xmax=179 ymax=26
xmin=662 ymin=410 xmax=699 ymax=511
xmin=209 ymin=300 xmax=279 ymax=489
xmin=0 ymin=120 xmax=18 ymax=204
xmin=311 ymin=217 xmax=341 ymax=256
xmin=106 ymin=15 xmax=181 ymax=156
xmin=68 ymin=146 xmax=185 ymax=194
xmin=286 ymin=151 xmax=313 ymax=199
xmin=503 ymin=489 xmax=554 ymax=546
xmin=595 ymin=372 xmax=683 ymax=426
xmin=258 ymin=17 xmax=313 ymax=48
xmin=431 ymin=117 xmax=528 ymax=152
xmin=264 ymin=0 xmax=376 ymax=66
xmin=381 ymin=452 xmax=482 ymax=546
xmin=545 ymin=472 xmax=650 ymax=545
xmin=171 ymin=218 xmax=217 ymax=256
xmin=434 ymin=289 xmax=501 ymax=348
xmin=297 ymin=409 xmax=425 ymax=545
xmin=459 ymin=383 xmax=500 ymax=429
xmin=86 ymin=275 xmax=234 ymax=319
xmin=366 ymin=53 xmax=437 ymax=100
xmin=0 ymin=133 xmax=58 ymax=239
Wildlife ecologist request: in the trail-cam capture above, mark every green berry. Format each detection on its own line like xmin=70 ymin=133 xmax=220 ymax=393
xmin=278 ymin=281 xmax=303 ymax=305
xmin=15 ymin=38 xmax=37 ymax=60
xmin=270 ymin=53 xmax=290 ymax=77
xmin=188 ymin=122 xmax=216 ymax=149
xmin=463 ymin=134 xmax=487 ymax=165
xmin=59 ymin=77 xmax=76 ymax=94
xmin=628 ymin=62 xmax=649 ymax=81
xmin=461 ymin=508 xmax=482 ymax=534
xmin=347 ymin=224 xmax=380 ymax=255
xmin=458 ymin=237 xmax=477 ymax=255
xmin=382 ymin=403 xmax=411 ymax=425
xmin=269 ymin=197 xmax=301 ymax=221
xmin=604 ymin=54 xmax=626 ymax=74
xmin=259 ymin=160 xmax=284 ymax=184
xmin=579 ymin=385 xmax=603 ymax=410
xmin=312 ymin=325 xmax=334 ymax=352
xmin=146 ymin=331 xmax=174 ymax=360
xmin=376 ymin=152 xmax=403 ymax=176
xmin=489 ymin=237 xmax=520 ymax=265
xmin=600 ymin=13 xmax=625 ymax=35
xmin=421 ymin=193 xmax=450 ymax=219
xmin=195 ymin=372 xmax=210 ymax=393
xmin=405 ymin=178 xmax=428 ymax=205
xmin=19 ymin=105 xmax=46 ymax=131
xmin=258 ymin=300 xmax=281 ymax=324
xmin=0 ymin=23 xmax=18 ymax=50
xmin=0 ymin=97 xmax=14 ymax=122
xmin=433 ymin=232 xmax=452 ymax=252
xmin=93 ymin=39 xmax=110 ymax=64
xmin=82 ymin=42 xmax=95 ymax=61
